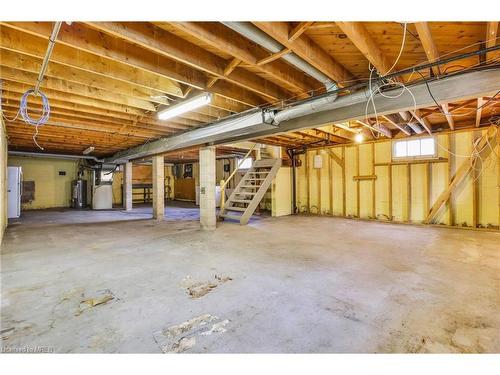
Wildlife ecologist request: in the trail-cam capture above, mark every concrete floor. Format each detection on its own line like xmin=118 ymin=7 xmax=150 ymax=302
xmin=1 ymin=205 xmax=499 ymax=353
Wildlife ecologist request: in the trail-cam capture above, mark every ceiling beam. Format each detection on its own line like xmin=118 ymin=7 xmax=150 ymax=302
xmin=476 ymin=98 xmax=485 ymax=127
xmin=288 ymin=22 xmax=314 ymax=42
xmin=87 ymin=22 xmax=288 ymax=102
xmin=485 ymin=22 xmax=499 ymax=61
xmin=256 ymin=49 xmax=291 ymax=66
xmin=410 ymin=110 xmax=433 ymax=135
xmin=253 ymin=22 xmax=354 ymax=84
xmin=169 ymin=22 xmax=317 ymax=97
xmin=2 ymin=80 xmax=146 ymax=116
xmin=0 ymin=23 xmax=184 ymax=97
xmin=355 ymin=120 xmax=392 ymax=138
xmin=441 ymin=103 xmax=455 ymax=130
xmin=414 ymin=22 xmax=441 ymax=76
xmin=0 ymin=65 xmax=158 ymax=112
xmin=106 ymin=68 xmax=500 ymax=162
xmin=1 ymin=22 xmax=264 ymax=107
xmin=336 ymin=22 xmax=393 ymax=75
xmin=413 ymin=24 xmax=457 ymax=130
xmin=381 ymin=114 xmax=411 ymax=136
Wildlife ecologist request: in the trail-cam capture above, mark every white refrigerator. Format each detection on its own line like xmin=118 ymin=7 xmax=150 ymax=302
xmin=7 ymin=166 xmax=22 ymax=219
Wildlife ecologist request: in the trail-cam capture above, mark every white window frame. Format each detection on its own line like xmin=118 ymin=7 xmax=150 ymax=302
xmin=237 ymin=157 xmax=253 ymax=170
xmin=392 ymin=136 xmax=438 ymax=161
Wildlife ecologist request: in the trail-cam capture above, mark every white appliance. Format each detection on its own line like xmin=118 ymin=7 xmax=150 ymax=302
xmin=92 ymin=185 xmax=113 ymax=210
xmin=7 ymin=166 xmax=22 ymax=218
xmin=195 ymin=185 xmax=222 ymax=207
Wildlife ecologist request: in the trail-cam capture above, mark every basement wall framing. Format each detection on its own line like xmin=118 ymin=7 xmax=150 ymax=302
xmin=294 ymin=127 xmax=500 ymax=230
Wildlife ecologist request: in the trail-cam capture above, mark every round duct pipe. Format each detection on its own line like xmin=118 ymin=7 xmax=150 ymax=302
xmin=222 ymin=22 xmax=338 ymax=93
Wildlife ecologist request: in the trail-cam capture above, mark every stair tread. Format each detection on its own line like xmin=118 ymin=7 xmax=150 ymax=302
xmin=225 ymin=207 xmax=246 ymax=212
xmin=220 ymin=213 xmax=242 ymax=221
xmin=229 ymin=199 xmax=252 ymax=203
xmin=235 ymin=191 xmax=257 ymax=195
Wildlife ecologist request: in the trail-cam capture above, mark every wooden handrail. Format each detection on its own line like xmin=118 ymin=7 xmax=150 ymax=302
xmin=219 ymin=143 xmax=257 ymax=216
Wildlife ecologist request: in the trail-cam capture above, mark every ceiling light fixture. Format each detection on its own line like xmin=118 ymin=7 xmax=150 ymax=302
xmin=158 ymin=93 xmax=212 ymax=121
xmin=354 ymin=133 xmax=364 ymax=143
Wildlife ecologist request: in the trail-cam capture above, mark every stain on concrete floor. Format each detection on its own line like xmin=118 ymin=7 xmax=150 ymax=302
xmin=182 ymin=275 xmax=233 ymax=299
xmin=153 ymin=314 xmax=229 ymax=353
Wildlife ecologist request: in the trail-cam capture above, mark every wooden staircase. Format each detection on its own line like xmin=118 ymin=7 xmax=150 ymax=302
xmin=219 ymin=158 xmax=281 ymax=225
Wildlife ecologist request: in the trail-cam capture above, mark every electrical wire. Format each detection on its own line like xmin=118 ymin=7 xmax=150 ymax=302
xmin=416 ymin=69 xmax=500 ymax=118
xmin=19 ymin=89 xmax=51 ymax=150
xmin=383 ymin=22 xmax=407 ymax=76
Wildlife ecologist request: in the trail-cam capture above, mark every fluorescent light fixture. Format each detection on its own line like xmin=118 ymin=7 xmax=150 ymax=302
xmin=83 ymin=146 xmax=95 ymax=155
xmin=158 ymin=93 xmax=212 ymax=121
xmin=354 ymin=133 xmax=364 ymax=143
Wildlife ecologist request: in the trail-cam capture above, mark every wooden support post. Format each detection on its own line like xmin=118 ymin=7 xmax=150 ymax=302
xmin=123 ymin=161 xmax=133 ymax=211
xmin=328 ymin=149 xmax=333 ymax=215
xmin=152 ymin=155 xmax=165 ymax=220
xmin=425 ymin=162 xmax=431 ymax=220
xmin=306 ymin=151 xmax=310 ymax=212
xmin=317 ymin=150 xmax=322 ymax=215
xmin=199 ymin=146 xmax=216 ymax=230
xmin=388 ymin=165 xmax=393 ymax=221
xmin=472 ymin=130 xmax=481 ymax=228
xmin=407 ymin=164 xmax=411 ymax=222
xmin=448 ymin=134 xmax=455 ymax=225
xmin=371 ymin=143 xmax=376 ymax=218
xmin=342 ymin=147 xmax=346 ymax=217
xmin=356 ymin=145 xmax=360 ymax=218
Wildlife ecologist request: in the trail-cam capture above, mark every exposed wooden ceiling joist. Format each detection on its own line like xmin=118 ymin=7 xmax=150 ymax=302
xmin=288 ymin=22 xmax=314 ymax=42
xmin=336 ymin=21 xmax=395 ymax=75
xmin=253 ymin=22 xmax=354 ymax=85
xmin=86 ymin=22 xmax=290 ymax=102
xmin=169 ymin=22 xmax=318 ymax=98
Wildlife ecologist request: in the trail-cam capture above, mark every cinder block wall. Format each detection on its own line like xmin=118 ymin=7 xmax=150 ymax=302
xmin=7 ymin=156 xmax=80 ymax=209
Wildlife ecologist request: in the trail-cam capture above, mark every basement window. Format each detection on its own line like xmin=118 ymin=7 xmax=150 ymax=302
xmin=392 ymin=136 xmax=437 ymax=160
xmin=237 ymin=157 xmax=253 ymax=170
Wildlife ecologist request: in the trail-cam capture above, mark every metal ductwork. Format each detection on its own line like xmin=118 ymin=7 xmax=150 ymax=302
xmin=399 ymin=112 xmax=424 ymax=134
xmin=8 ymin=150 xmax=104 ymax=162
xmin=270 ymin=84 xmax=377 ymax=125
xmin=108 ymin=109 xmax=276 ymax=163
xmin=105 ymin=68 xmax=500 ymax=163
xmin=222 ymin=22 xmax=338 ymax=93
